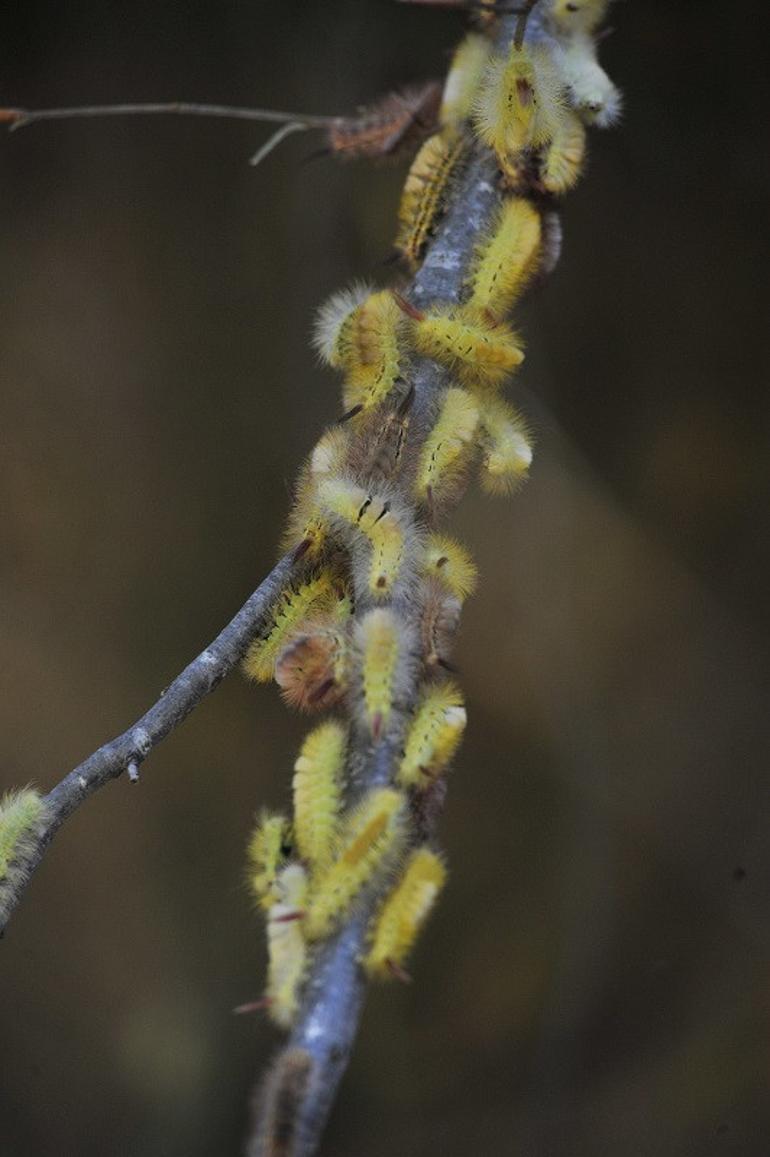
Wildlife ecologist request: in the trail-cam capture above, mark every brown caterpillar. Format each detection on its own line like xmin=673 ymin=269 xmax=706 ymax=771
xmin=327 ymin=81 xmax=443 ymax=162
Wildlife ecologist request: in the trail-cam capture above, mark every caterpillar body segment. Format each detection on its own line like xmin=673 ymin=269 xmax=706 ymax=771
xmin=327 ymin=81 xmax=442 ymax=162
xmin=243 ymin=571 xmax=341 ymax=683
xmin=440 ymin=33 xmax=492 ymax=130
xmin=264 ymin=863 xmax=308 ymax=1028
xmin=395 ymin=130 xmax=469 ymax=271
xmin=354 ymin=608 xmax=407 ymax=739
xmin=0 ymin=788 xmax=47 ymax=925
xmin=305 ymin=788 xmax=405 ymax=941
xmin=398 ymin=683 xmax=467 ymax=788
xmin=421 ymin=534 xmax=478 ymax=602
xmin=364 ymin=848 xmax=447 ymax=980
xmin=467 ymin=197 xmax=542 ymax=319
xmin=292 ymin=722 xmax=346 ymax=872
xmin=538 ymin=108 xmax=587 ymax=194
xmin=318 ymin=478 xmax=409 ymax=598
xmin=407 ymin=303 xmax=525 ymax=386
xmin=415 ymin=387 xmax=480 ymax=511
xmin=248 ymin=811 xmax=293 ymax=910
xmin=478 ymin=395 xmax=533 ymax=494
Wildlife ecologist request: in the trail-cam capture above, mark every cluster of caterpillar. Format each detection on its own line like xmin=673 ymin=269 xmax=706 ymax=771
xmin=238 ymin=0 xmax=620 ymax=1031
xmin=245 ymin=709 xmax=457 ymax=1025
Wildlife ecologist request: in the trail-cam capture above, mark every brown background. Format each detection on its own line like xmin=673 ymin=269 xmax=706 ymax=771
xmin=2 ymin=2 xmax=769 ymax=1154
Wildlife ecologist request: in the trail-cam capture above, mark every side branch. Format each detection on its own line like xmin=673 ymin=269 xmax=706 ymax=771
xmin=0 ymin=550 xmax=300 ymax=936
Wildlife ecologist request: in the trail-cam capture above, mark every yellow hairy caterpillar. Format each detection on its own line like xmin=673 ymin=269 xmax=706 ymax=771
xmin=264 ymin=863 xmax=308 ymax=1028
xmin=0 ymin=788 xmax=46 ymax=923
xmin=364 ymin=848 xmax=447 ymax=980
xmin=397 ymin=682 xmax=467 ymax=788
xmin=292 ymin=721 xmax=346 ymax=872
xmin=474 ymin=44 xmax=565 ymax=184
xmin=305 ymin=787 xmax=404 ymax=941
xmin=318 ymin=479 xmax=406 ymax=598
xmin=355 ymin=608 xmax=405 ymax=738
xmin=421 ymin=534 xmax=478 ymax=601
xmin=414 ymin=387 xmax=480 ymax=510
xmin=281 ymin=426 xmax=350 ymax=560
xmin=400 ymin=297 xmax=525 ymax=385
xmin=478 ymin=394 xmax=533 ymax=493
xmin=313 ymin=286 xmax=404 ymax=414
xmin=538 ymin=108 xmax=587 ymax=194
xmin=549 ymin=0 xmax=612 ymax=36
xmin=395 ymin=130 xmax=468 ymax=271
xmin=466 ymin=196 xmax=542 ymax=319
xmin=440 ymin=33 xmax=492 ymax=130
xmin=327 ymin=81 xmax=442 ymax=161
xmin=243 ymin=571 xmax=340 ymax=683
xmin=247 ymin=811 xmax=293 ymax=910
xmin=274 ymin=600 xmax=352 ymax=714
xmin=559 ymin=33 xmax=622 ymax=128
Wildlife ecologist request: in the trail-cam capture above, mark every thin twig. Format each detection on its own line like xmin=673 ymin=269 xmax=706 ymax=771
xmin=0 ymin=549 xmax=300 ymax=936
xmin=1 ymin=101 xmax=337 ymax=133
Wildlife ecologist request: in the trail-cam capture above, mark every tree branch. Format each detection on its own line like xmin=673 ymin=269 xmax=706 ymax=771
xmin=0 ymin=549 xmax=300 ymax=936
xmin=248 ymin=7 xmax=559 ymax=1155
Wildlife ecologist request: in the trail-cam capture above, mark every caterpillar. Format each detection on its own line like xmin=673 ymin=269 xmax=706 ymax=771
xmin=538 ymin=107 xmax=587 ymax=194
xmin=247 ymin=811 xmax=293 ymax=910
xmin=242 ymin=570 xmax=341 ymax=683
xmin=414 ymin=387 xmax=480 ymax=511
xmin=264 ymin=863 xmax=308 ymax=1028
xmin=273 ymin=601 xmax=352 ymax=714
xmin=304 ymin=787 xmax=405 ymax=941
xmin=395 ymin=130 xmax=469 ymax=271
xmin=313 ymin=286 xmax=406 ymax=414
xmin=420 ymin=577 xmax=463 ymax=671
xmin=400 ymin=297 xmax=525 ymax=385
xmin=421 ymin=534 xmax=478 ymax=601
xmin=318 ymin=479 xmax=408 ymax=598
xmin=478 ymin=394 xmax=533 ymax=493
xmin=292 ymin=722 xmax=346 ymax=872
xmin=466 ymin=196 xmax=542 ymax=319
xmin=327 ymin=81 xmax=442 ymax=161
xmin=397 ymin=682 xmax=467 ymax=788
xmin=364 ymin=847 xmax=447 ymax=980
xmin=354 ymin=608 xmax=406 ymax=739
xmin=0 ymin=788 xmax=47 ymax=926
xmin=474 ymin=42 xmax=566 ymax=185
xmin=549 ymin=0 xmax=612 ymax=36
xmin=281 ymin=426 xmax=350 ymax=559
xmin=440 ymin=33 xmax=492 ymax=131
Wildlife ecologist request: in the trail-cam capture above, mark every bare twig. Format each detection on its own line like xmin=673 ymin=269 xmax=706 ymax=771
xmin=1 ymin=101 xmax=337 ymax=133
xmin=0 ymin=549 xmax=300 ymax=936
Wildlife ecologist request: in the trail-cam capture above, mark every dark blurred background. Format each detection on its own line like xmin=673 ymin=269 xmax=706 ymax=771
xmin=2 ymin=2 xmax=769 ymax=1154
